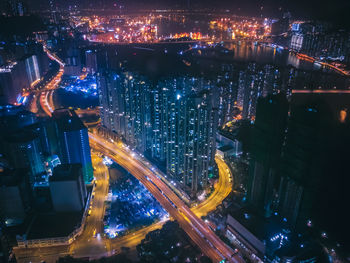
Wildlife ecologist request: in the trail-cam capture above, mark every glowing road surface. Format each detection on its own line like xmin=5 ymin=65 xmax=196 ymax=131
xmin=24 ymin=45 xmax=242 ymax=262
xmin=89 ymin=133 xmax=244 ymax=263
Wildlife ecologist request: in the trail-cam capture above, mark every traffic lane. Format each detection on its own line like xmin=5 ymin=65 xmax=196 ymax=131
xmin=91 ymin=143 xmax=224 ymax=263
xmin=89 ymin=137 xmax=233 ymax=262
xmin=131 ymin=168 xmax=224 ymax=263
xmin=142 ymin=168 xmax=236 ymax=261
xmin=108 ymin=221 xmax=164 ymax=250
xmin=90 ymin=135 xmax=241 ymax=262
xmin=109 ymin=154 xmax=223 ymax=262
xmin=141 ymin=160 xmax=240 ymax=262
xmin=69 ymin=157 xmax=109 ymax=256
xmin=194 ymin=157 xmax=231 ymax=215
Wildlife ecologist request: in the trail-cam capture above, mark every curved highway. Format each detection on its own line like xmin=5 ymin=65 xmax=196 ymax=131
xmin=192 ymin=155 xmax=232 ymax=218
xmin=89 ymin=134 xmax=242 ymax=263
xmin=14 ymin=45 xmax=241 ymax=263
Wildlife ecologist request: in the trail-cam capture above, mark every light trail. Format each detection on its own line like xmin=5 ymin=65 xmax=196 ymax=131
xmin=295 ymin=52 xmax=350 ymax=76
xmin=89 ymin=134 xmax=243 ymax=263
xmin=27 ymin=45 xmax=243 ymax=263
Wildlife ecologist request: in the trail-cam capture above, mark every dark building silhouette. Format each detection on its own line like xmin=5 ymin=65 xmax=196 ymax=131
xmin=85 ymin=49 xmax=98 ymax=74
xmin=49 ymin=164 xmax=87 ymax=212
xmin=248 ymin=91 xmax=349 ymax=248
xmin=248 ymin=93 xmax=289 ymax=216
xmin=278 ymin=101 xmax=332 ymax=229
xmin=0 ymin=104 xmax=37 ymax=132
xmin=3 ymin=130 xmax=45 ymax=188
xmin=278 ymin=94 xmax=349 ymax=239
xmin=0 ymin=61 xmax=28 ymax=105
xmin=0 ymin=169 xmax=32 ymax=226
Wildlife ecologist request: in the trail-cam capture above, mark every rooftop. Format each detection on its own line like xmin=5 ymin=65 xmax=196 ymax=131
xmin=26 ymin=212 xmax=83 ymax=239
xmin=53 ymin=108 xmax=86 ymax=132
xmin=218 ymin=145 xmax=234 ymax=152
xmin=227 ymin=206 xmax=287 ymax=242
xmin=4 ymin=129 xmax=39 ymax=143
xmin=51 ymin=163 xmax=82 ymax=182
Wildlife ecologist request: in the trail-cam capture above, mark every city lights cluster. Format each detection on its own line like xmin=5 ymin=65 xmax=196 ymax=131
xmin=209 ymin=17 xmax=271 ymax=40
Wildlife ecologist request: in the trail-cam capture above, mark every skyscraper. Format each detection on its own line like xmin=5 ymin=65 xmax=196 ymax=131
xmin=6 ymin=0 xmax=28 ymax=16
xmin=97 ymin=72 xmax=218 ymax=195
xmin=183 ymin=90 xmax=218 ymax=193
xmin=97 ymin=71 xmax=152 ymax=153
xmin=85 ymin=50 xmax=98 ymax=75
xmin=277 ymin=99 xmax=334 ymax=230
xmin=3 ymin=130 xmax=45 ymax=187
xmin=237 ymin=63 xmax=259 ymax=119
xmin=53 ymin=109 xmax=93 ymax=183
xmin=249 ymin=91 xmax=349 ymax=239
xmin=213 ymin=67 xmax=239 ymax=126
xmin=0 ymin=104 xmax=37 ymax=132
xmin=151 ymin=77 xmax=218 ymax=194
xmin=48 ymin=0 xmax=58 ymax=23
xmin=236 ymin=63 xmax=283 ymax=120
xmin=248 ymin=93 xmax=289 ymax=216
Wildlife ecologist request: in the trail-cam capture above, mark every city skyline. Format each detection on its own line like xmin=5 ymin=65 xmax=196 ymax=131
xmin=0 ymin=2 xmax=349 ymax=263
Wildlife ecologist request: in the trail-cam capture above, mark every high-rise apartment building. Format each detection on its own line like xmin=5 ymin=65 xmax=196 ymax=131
xmin=85 ymin=50 xmax=98 ymax=75
xmin=97 ymin=71 xmax=152 ymax=153
xmin=182 ymin=90 xmax=218 ymax=193
xmin=97 ymin=72 xmax=218 ymax=195
xmin=53 ymin=109 xmax=93 ymax=183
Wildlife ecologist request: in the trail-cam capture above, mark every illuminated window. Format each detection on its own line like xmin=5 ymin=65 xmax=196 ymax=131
xmin=339 ymin=108 xmax=347 ymax=123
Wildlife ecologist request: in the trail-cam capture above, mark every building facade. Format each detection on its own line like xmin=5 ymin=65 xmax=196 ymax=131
xmin=97 ymin=72 xmax=218 ymax=195
xmin=53 ymin=109 xmax=93 ymax=183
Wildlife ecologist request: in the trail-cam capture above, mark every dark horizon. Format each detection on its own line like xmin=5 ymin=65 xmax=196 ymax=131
xmin=4 ymin=0 xmax=350 ymax=28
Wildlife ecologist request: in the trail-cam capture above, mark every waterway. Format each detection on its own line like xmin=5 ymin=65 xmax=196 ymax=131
xmin=224 ymin=42 xmax=317 ymax=71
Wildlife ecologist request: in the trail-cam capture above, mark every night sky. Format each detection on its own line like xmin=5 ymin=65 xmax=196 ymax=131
xmin=20 ymin=0 xmax=350 ymax=28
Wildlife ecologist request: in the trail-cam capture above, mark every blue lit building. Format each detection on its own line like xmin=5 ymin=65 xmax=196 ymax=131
xmin=3 ymin=130 xmax=45 ymax=187
xmin=97 ymin=71 xmax=152 ymax=153
xmin=0 ymin=105 xmax=46 ymax=188
xmin=97 ymin=72 xmax=218 ymax=195
xmin=182 ymin=90 xmax=218 ymax=193
xmin=53 ymin=109 xmax=93 ymax=183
